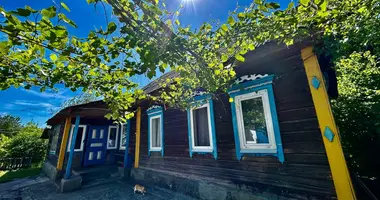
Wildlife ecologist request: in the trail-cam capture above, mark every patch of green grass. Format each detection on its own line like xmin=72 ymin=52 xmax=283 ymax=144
xmin=0 ymin=168 xmax=41 ymax=183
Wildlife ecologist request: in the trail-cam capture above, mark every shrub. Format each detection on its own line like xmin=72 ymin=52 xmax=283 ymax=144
xmin=5 ymin=123 xmax=47 ymax=164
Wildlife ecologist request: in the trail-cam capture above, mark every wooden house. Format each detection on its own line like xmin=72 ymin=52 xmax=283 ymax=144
xmin=42 ymin=43 xmax=356 ymax=199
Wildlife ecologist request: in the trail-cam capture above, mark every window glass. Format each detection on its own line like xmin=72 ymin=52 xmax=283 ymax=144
xmin=151 ymin=117 xmax=161 ymax=148
xmin=192 ymin=107 xmax=210 ymax=146
xmin=74 ymin=127 xmax=84 ymax=149
xmin=49 ymin=125 xmax=60 ymax=155
xmin=120 ymin=124 xmax=127 ymax=148
xmin=241 ymin=97 xmax=269 ymax=144
xmin=108 ymin=127 xmax=117 ymax=148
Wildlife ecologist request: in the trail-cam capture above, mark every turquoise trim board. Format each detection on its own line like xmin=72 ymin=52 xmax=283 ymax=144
xmin=123 ymin=119 xmax=131 ymax=168
xmin=187 ymin=94 xmax=218 ymax=159
xmin=65 ymin=115 xmax=80 ymax=179
xmin=147 ymin=106 xmax=164 ymax=156
xmin=228 ymin=75 xmax=285 ymax=163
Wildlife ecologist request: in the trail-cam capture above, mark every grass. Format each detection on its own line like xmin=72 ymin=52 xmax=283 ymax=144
xmin=0 ymin=168 xmax=41 ymax=183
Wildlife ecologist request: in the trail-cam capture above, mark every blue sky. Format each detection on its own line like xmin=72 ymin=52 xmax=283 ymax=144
xmin=0 ymin=0 xmax=290 ymax=126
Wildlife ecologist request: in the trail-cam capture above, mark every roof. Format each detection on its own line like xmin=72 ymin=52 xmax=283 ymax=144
xmin=142 ymin=71 xmax=180 ymax=94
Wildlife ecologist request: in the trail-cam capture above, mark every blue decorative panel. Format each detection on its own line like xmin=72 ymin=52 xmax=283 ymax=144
xmin=324 ymin=126 xmax=335 ymax=142
xmin=311 ymin=76 xmax=320 ymax=89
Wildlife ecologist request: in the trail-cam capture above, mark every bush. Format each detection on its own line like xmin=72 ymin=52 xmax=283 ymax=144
xmin=0 ymin=135 xmax=11 ymax=158
xmin=5 ymin=123 xmax=47 ymax=164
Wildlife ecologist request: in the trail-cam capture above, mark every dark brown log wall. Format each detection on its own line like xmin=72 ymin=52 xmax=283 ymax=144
xmin=128 ymin=43 xmax=336 ymax=199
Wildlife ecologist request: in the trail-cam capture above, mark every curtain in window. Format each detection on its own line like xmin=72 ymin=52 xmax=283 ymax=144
xmin=152 ymin=118 xmax=161 ymax=147
xmin=193 ymin=107 xmax=210 ymax=146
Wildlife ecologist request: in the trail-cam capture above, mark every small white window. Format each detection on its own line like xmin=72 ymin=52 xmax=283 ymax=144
xmin=67 ymin=125 xmax=87 ymax=152
xmin=92 ymin=129 xmax=97 ymax=139
xmin=149 ymin=115 xmax=162 ymax=151
xmin=120 ymin=122 xmax=128 ymax=150
xmin=234 ymin=89 xmax=277 ymax=153
xmin=49 ymin=124 xmax=61 ymax=155
xmin=189 ymin=102 xmax=213 ymax=152
xmin=99 ymin=129 xmax=104 ymax=139
xmin=107 ymin=126 xmax=119 ymax=149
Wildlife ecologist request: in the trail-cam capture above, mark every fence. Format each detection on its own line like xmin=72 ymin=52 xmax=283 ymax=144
xmin=0 ymin=157 xmax=32 ymax=170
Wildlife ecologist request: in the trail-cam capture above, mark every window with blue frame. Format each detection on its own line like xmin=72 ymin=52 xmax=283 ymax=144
xmin=119 ymin=120 xmax=130 ymax=150
xmin=147 ymin=105 xmax=164 ymax=156
xmin=228 ymin=74 xmax=284 ymax=163
xmin=187 ymin=94 xmax=217 ymax=159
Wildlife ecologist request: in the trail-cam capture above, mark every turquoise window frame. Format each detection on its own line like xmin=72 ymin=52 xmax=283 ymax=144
xmin=187 ymin=94 xmax=218 ymax=159
xmin=228 ymin=75 xmax=284 ymax=163
xmin=147 ymin=106 xmax=164 ymax=156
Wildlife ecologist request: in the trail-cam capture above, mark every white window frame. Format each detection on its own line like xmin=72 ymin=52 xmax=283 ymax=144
xmin=189 ymin=102 xmax=214 ymax=153
xmin=119 ymin=123 xmax=127 ymax=150
xmin=107 ymin=125 xmax=119 ymax=149
xmin=234 ymin=89 xmax=277 ymax=153
xmin=67 ymin=125 xmax=87 ymax=152
xmin=149 ymin=115 xmax=162 ymax=151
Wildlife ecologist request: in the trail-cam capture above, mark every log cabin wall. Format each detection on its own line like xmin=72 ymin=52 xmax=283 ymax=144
xmin=129 ymin=43 xmax=336 ymax=199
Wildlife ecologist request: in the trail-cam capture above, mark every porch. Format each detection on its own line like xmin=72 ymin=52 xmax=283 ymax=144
xmin=44 ymin=101 xmax=135 ymax=192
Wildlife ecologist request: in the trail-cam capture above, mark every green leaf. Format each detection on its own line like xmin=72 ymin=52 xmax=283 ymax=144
xmin=175 ymin=19 xmax=180 ymax=26
xmin=107 ymin=22 xmax=117 ymax=34
xmin=50 ymin=54 xmax=58 ymax=61
xmin=358 ymin=7 xmax=366 ymax=13
xmin=287 ymin=2 xmax=295 ymax=10
xmin=237 ymin=13 xmax=245 ymax=19
xmin=58 ymin=13 xmax=77 ymax=27
xmin=25 ymin=6 xmax=38 ymax=13
xmin=227 ymin=16 xmax=235 ymax=26
xmin=154 ymin=0 xmax=159 ymax=5
xmin=221 ymin=24 xmax=228 ymax=32
xmin=235 ymin=54 xmax=245 ymax=62
xmin=14 ymin=8 xmax=31 ymax=17
xmin=60 ymin=2 xmax=71 ymax=12
xmin=254 ymin=0 xmax=262 ymax=5
xmin=299 ymin=0 xmax=310 ymax=6
xmin=41 ymin=6 xmax=56 ymax=18
xmin=266 ymin=2 xmax=280 ymax=9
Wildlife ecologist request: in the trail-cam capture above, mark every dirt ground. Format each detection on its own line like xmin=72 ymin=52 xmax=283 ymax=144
xmin=0 ymin=175 xmax=197 ymax=200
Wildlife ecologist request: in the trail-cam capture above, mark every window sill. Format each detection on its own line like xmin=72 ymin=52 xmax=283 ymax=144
xmin=192 ymin=148 xmax=213 ymax=153
xmin=240 ymin=148 xmax=277 ymax=154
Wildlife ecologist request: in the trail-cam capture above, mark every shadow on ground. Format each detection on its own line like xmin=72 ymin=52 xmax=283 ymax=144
xmin=0 ymin=175 xmax=197 ymax=200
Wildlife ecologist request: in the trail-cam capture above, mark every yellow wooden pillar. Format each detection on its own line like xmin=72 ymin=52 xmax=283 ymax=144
xmin=301 ymin=47 xmax=356 ymax=200
xmin=57 ymin=117 xmax=71 ymax=170
xmin=134 ymin=107 xmax=142 ymax=168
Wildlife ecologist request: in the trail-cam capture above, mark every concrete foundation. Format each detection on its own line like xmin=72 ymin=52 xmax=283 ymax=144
xmin=42 ymin=161 xmax=58 ymax=180
xmin=130 ymin=168 xmax=328 ymax=200
xmin=118 ymin=167 xmax=131 ymax=180
xmin=60 ymin=175 xmax=82 ymax=193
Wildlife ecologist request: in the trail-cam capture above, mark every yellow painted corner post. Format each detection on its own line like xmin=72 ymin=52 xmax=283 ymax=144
xmin=134 ymin=107 xmax=142 ymax=168
xmin=57 ymin=117 xmax=71 ymax=170
xmin=301 ymin=47 xmax=356 ymax=200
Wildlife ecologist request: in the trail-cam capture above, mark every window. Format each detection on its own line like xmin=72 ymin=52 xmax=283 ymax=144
xmin=229 ymin=75 xmax=284 ymax=162
xmin=67 ymin=125 xmax=87 ymax=152
xmin=187 ymin=94 xmax=217 ymax=159
xmin=49 ymin=125 xmax=61 ymax=155
xmin=147 ymin=105 xmax=164 ymax=156
xmin=107 ymin=126 xmax=119 ymax=149
xmin=119 ymin=121 xmax=130 ymax=150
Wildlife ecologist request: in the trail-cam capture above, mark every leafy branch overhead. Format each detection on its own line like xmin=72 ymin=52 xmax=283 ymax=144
xmin=0 ymin=0 xmax=379 ymax=125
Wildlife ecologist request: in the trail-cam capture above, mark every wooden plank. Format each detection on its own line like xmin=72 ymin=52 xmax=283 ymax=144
xmin=301 ymin=46 xmax=356 ymax=199
xmin=57 ymin=117 xmax=71 ymax=170
xmin=64 ymin=115 xmax=80 ymax=179
xmin=134 ymin=107 xmax=141 ymax=168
